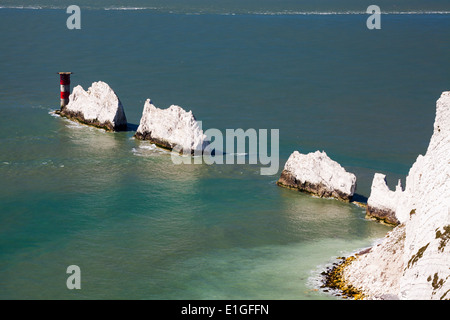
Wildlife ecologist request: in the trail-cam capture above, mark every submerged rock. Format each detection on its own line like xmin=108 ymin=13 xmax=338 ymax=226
xmin=277 ymin=150 xmax=357 ymax=202
xmin=58 ymin=81 xmax=127 ymax=131
xmin=135 ymin=99 xmax=209 ymax=155
xmin=335 ymin=91 xmax=450 ymax=300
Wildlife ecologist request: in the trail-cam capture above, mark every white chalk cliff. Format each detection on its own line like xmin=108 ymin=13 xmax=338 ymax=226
xmin=277 ymin=150 xmax=357 ymax=201
xmin=59 ymin=81 xmax=127 ymax=131
xmin=340 ymin=91 xmax=450 ymax=300
xmin=135 ymin=99 xmax=208 ymax=154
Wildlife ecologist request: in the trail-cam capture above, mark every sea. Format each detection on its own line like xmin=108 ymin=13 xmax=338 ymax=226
xmin=0 ymin=0 xmax=449 ymax=300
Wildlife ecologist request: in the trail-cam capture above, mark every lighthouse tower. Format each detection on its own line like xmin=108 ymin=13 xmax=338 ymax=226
xmin=58 ymin=72 xmax=72 ymax=109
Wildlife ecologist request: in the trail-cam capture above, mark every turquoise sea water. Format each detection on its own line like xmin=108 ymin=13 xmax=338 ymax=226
xmin=0 ymin=1 xmax=449 ymax=299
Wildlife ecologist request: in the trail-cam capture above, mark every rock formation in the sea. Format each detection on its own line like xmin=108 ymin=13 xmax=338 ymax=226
xmin=57 ymin=81 xmax=127 ymax=131
xmin=135 ymin=99 xmax=209 ymax=155
xmin=330 ymin=91 xmax=450 ymax=300
xmin=277 ymin=150 xmax=357 ymax=202
xmin=365 ymin=173 xmax=403 ymax=225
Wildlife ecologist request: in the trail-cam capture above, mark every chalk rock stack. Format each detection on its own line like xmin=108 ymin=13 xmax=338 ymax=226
xmin=277 ymin=150 xmax=357 ymax=202
xmin=135 ymin=99 xmax=209 ymax=155
xmin=365 ymin=174 xmax=403 ymax=225
xmin=339 ymin=91 xmax=450 ymax=300
xmin=59 ymin=81 xmax=127 ymax=131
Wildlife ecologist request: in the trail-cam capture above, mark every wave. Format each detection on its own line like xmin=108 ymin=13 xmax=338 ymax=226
xmin=249 ymin=10 xmax=450 ymax=15
xmin=0 ymin=5 xmax=157 ymax=11
xmin=0 ymin=5 xmax=68 ymax=10
xmin=131 ymin=143 xmax=172 ymax=157
xmin=0 ymin=6 xmax=47 ymax=9
xmin=1 ymin=5 xmax=449 ymax=15
xmin=137 ymin=144 xmax=157 ymax=151
xmin=104 ymin=7 xmax=159 ymax=11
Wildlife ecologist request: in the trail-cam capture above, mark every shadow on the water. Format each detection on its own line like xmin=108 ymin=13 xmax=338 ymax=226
xmin=125 ymin=123 xmax=139 ymax=132
xmin=351 ymin=193 xmax=368 ymax=204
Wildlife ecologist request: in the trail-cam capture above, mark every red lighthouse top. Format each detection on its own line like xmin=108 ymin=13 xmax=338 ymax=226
xmin=58 ymin=72 xmax=72 ymax=85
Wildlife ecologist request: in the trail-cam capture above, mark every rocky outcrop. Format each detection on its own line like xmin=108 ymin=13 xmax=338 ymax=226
xmin=324 ymin=225 xmax=406 ymax=300
xmin=331 ymin=91 xmax=450 ymax=300
xmin=135 ymin=99 xmax=209 ymax=155
xmin=365 ymin=173 xmax=403 ymax=225
xmin=277 ymin=150 xmax=357 ymax=202
xmin=57 ymin=81 xmax=127 ymax=131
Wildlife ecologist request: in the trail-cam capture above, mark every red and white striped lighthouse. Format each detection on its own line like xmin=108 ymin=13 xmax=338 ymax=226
xmin=58 ymin=72 xmax=72 ymax=109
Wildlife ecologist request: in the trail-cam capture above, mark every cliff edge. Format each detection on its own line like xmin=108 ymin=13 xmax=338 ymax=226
xmin=334 ymin=91 xmax=450 ymax=300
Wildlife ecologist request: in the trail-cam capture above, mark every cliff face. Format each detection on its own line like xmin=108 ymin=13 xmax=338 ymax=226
xmin=59 ymin=81 xmax=127 ymax=131
xmin=341 ymin=92 xmax=450 ymax=300
xmin=277 ymin=150 xmax=357 ymax=202
xmin=135 ymin=99 xmax=208 ymax=155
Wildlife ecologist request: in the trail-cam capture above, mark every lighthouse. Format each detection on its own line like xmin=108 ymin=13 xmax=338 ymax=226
xmin=58 ymin=72 xmax=72 ymax=109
